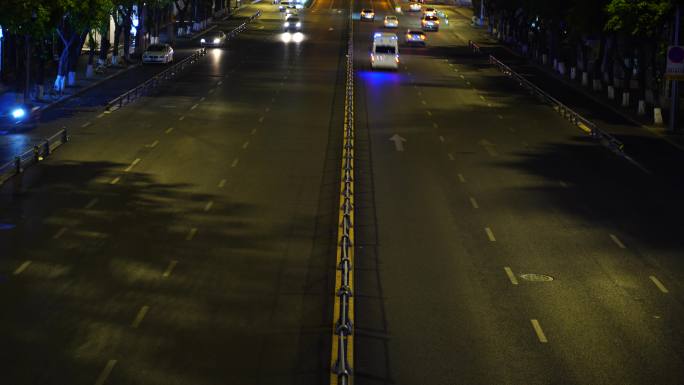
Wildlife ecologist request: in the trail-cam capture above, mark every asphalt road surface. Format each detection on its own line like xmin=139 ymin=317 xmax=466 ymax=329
xmin=2 ymin=0 xmax=684 ymax=384
xmin=0 ymin=1 xmax=347 ymax=384
xmin=353 ymin=1 xmax=684 ymax=385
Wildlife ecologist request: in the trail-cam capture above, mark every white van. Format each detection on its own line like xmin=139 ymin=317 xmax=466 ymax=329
xmin=371 ymin=33 xmax=399 ymax=70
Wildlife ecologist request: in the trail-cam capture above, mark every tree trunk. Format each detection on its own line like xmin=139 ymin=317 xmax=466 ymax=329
xmin=112 ymin=20 xmax=122 ymax=65
xmin=99 ymin=21 xmax=111 ymax=65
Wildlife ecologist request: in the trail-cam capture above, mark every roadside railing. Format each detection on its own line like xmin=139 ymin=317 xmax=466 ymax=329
xmin=105 ymin=10 xmax=262 ymax=112
xmin=0 ymin=127 xmax=70 ymax=186
xmin=330 ymin=3 xmax=355 ymax=385
xmin=486 ymin=54 xmax=626 ymax=156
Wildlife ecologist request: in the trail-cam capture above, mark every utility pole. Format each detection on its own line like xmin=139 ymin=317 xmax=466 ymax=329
xmin=670 ymin=4 xmax=680 ymax=132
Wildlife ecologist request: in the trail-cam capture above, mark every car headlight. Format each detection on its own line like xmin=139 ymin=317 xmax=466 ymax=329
xmin=284 ymin=22 xmax=290 ymax=27
xmin=214 ymin=38 xmax=220 ymax=43
xmin=201 ymin=38 xmax=206 ymax=43
xmin=296 ymin=22 xmax=301 ymax=27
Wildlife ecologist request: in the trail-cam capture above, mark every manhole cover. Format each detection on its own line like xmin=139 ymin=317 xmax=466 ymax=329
xmin=519 ymin=273 xmax=554 ymax=282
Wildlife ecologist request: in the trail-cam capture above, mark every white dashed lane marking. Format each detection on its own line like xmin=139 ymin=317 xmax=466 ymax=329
xmin=531 ymin=319 xmax=548 ymax=343
xmin=94 ymin=360 xmax=117 ymax=385
xmin=179 ymin=116 xmax=185 ymax=121
xmin=165 ymin=127 xmax=174 ymax=134
xmin=242 ymin=141 xmax=249 ymax=149
xmin=53 ymin=227 xmax=68 ymax=239
xmin=469 ymin=197 xmax=479 ymax=209
xmin=485 ymin=227 xmax=496 ymax=242
xmin=186 ymin=228 xmax=198 ymax=241
xmin=218 ymin=179 xmax=227 ymax=188
xmin=609 ymin=234 xmax=626 ymax=249
xmin=131 ymin=305 xmax=149 ymax=328
xmin=124 ymin=158 xmax=141 ymax=172
xmin=162 ymin=260 xmax=178 ymax=278
xmin=146 ymin=140 xmax=159 ymax=148
xmin=504 ymin=267 xmax=519 ymax=285
xmin=649 ymin=276 xmax=669 ymax=294
xmin=84 ymin=198 xmax=99 ymax=209
xmin=110 ymin=176 xmax=121 ymax=185
xmin=231 ymin=158 xmax=239 ymax=168
xmin=81 ymin=122 xmax=91 ymax=128
xmin=13 ymin=261 xmax=32 ymax=275
xmin=457 ymin=173 xmax=466 ymax=183
xmin=204 ymin=201 xmax=214 ymax=212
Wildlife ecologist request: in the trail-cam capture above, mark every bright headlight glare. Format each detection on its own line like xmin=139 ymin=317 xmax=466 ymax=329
xmin=11 ymin=108 xmax=26 ymax=119
xmin=201 ymin=38 xmax=206 ymax=43
xmin=213 ymin=38 xmax=220 ymax=43
xmin=296 ymin=22 xmax=301 ymax=27
xmin=284 ymin=22 xmax=290 ymax=27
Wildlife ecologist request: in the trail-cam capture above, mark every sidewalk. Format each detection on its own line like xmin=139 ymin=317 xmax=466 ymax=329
xmin=448 ymin=5 xmax=684 ymax=179
xmin=0 ymin=5 xmax=260 ymax=175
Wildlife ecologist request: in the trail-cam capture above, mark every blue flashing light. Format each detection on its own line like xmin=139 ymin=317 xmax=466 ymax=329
xmin=11 ymin=107 xmax=26 ymax=120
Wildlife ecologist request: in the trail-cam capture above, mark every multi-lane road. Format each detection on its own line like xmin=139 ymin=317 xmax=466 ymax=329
xmin=1 ymin=0 xmax=684 ymax=384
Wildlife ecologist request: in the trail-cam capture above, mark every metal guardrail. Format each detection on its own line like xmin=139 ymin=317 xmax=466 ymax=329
xmin=105 ymin=10 xmax=262 ymax=112
xmin=0 ymin=127 xmax=70 ymax=186
xmin=330 ymin=3 xmax=354 ymax=385
xmin=467 ymin=40 xmax=626 ymax=157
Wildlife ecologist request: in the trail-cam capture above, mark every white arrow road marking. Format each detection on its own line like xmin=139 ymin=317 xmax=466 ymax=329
xmin=390 ymin=134 xmax=407 ymax=152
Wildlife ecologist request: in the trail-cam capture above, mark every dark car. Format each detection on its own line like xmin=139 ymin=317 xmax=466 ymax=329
xmin=283 ymin=16 xmax=302 ymax=31
xmin=421 ymin=15 xmax=440 ymax=31
xmin=201 ymin=31 xmax=227 ymax=47
xmin=405 ymin=29 xmax=427 ymax=46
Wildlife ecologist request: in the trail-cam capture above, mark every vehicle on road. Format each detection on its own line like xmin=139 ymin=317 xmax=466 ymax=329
xmin=384 ymin=15 xmax=399 ymax=28
xmin=142 ymin=44 xmax=174 ymax=64
xmin=409 ymin=2 xmax=422 ymax=12
xmin=360 ymin=9 xmax=375 ymax=21
xmin=371 ymin=32 xmax=399 ymax=70
xmin=283 ymin=16 xmax=302 ymax=31
xmin=278 ymin=1 xmax=290 ymax=11
xmin=423 ymin=7 xmax=437 ymax=17
xmin=405 ymin=29 xmax=427 ymax=46
xmin=285 ymin=7 xmax=298 ymax=17
xmin=200 ymin=31 xmax=227 ymax=47
xmin=421 ymin=15 xmax=440 ymax=31
xmin=436 ymin=9 xmax=449 ymax=24
xmin=0 ymin=104 xmax=39 ymax=131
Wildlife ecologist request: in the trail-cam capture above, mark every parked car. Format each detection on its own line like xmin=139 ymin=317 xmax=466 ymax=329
xmin=142 ymin=44 xmax=174 ymax=64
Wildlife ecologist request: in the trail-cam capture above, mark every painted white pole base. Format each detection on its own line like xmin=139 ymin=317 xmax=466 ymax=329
xmin=607 ymin=86 xmax=615 ymax=100
xmin=637 ymin=100 xmax=646 ymax=116
xmin=570 ymin=67 xmax=576 ymax=80
xmin=654 ymin=108 xmax=663 ymax=125
xmin=67 ymin=71 xmax=76 ymax=86
xmin=86 ymin=64 xmax=94 ymax=78
xmin=621 ymin=91 xmax=630 ymax=107
xmin=582 ymin=72 xmax=589 ymax=87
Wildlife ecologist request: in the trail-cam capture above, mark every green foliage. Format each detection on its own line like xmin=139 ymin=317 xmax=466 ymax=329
xmin=604 ymin=0 xmax=672 ymax=37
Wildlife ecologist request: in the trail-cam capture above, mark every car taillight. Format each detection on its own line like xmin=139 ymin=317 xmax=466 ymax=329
xmin=420 ymin=35 xmax=425 ymax=39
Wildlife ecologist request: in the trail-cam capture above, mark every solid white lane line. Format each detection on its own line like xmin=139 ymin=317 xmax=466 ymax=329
xmin=448 ymin=153 xmax=455 ymax=161
xmin=162 ymin=260 xmax=178 ymax=277
xmin=242 ymin=141 xmax=249 ymax=149
xmin=469 ymin=197 xmax=479 ymax=209
xmin=649 ymin=276 xmax=669 ymax=294
xmin=147 ymin=140 xmax=159 ymax=148
xmin=218 ymin=179 xmax=227 ymax=188
xmin=204 ymin=200 xmax=214 ymax=212
xmin=609 ymin=234 xmax=626 ymax=249
xmin=165 ymin=127 xmax=174 ymax=134
xmin=53 ymin=227 xmax=68 ymax=239
xmin=231 ymin=158 xmax=239 ymax=168
xmin=131 ymin=305 xmax=149 ymax=328
xmin=485 ymin=227 xmax=496 ymax=242
xmin=457 ymin=174 xmax=466 ymax=183
xmin=13 ymin=261 xmax=32 ymax=275
xmin=124 ymin=158 xmax=141 ymax=172
xmin=504 ymin=267 xmax=519 ymax=285
xmin=84 ymin=198 xmax=99 ymax=209
xmin=81 ymin=122 xmax=91 ymax=128
xmin=190 ymin=104 xmax=198 ymax=110
xmin=186 ymin=228 xmax=198 ymax=241
xmin=94 ymin=359 xmax=117 ymax=385
xmin=530 ymin=319 xmax=548 ymax=343
xmin=439 ymin=135 xmax=445 ymax=143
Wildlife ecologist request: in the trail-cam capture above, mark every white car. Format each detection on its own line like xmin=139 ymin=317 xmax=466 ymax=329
xmin=423 ymin=7 xmax=437 ymax=17
xmin=371 ymin=32 xmax=399 ymax=70
xmin=384 ymin=16 xmax=398 ymax=28
xmin=360 ymin=9 xmax=375 ymax=21
xmin=142 ymin=44 xmax=174 ymax=64
xmin=409 ymin=2 xmax=422 ymax=12
xmin=279 ymin=1 xmax=290 ymax=11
